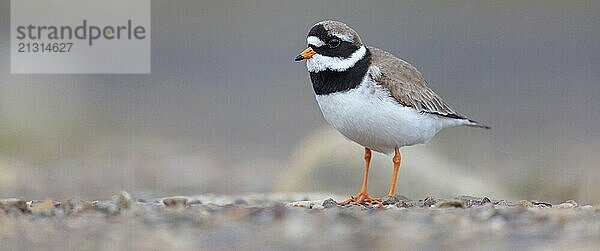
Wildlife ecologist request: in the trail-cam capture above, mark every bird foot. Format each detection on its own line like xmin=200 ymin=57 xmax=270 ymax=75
xmin=339 ymin=192 xmax=382 ymax=207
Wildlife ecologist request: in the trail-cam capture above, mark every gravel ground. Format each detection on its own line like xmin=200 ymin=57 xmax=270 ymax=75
xmin=1 ymin=192 xmax=600 ymax=251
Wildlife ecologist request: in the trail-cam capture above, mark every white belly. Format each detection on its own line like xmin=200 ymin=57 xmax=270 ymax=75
xmin=315 ymin=78 xmax=451 ymax=154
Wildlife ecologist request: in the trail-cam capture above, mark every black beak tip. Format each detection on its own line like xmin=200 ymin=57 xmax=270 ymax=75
xmin=294 ymin=55 xmax=304 ymax=62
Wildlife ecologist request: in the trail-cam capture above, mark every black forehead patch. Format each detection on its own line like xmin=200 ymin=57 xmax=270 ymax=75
xmin=307 ymin=24 xmax=328 ymax=40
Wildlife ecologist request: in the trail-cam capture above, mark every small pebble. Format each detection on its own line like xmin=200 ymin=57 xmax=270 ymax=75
xmin=234 ymin=199 xmax=248 ymax=205
xmin=0 ymin=198 xmax=29 ymax=213
xmin=530 ymin=200 xmax=552 ymax=208
xmin=423 ymin=197 xmax=436 ymax=207
xmin=187 ymin=198 xmax=203 ymax=205
xmin=286 ymin=201 xmax=312 ymax=208
xmin=322 ymin=198 xmax=338 ymax=208
xmin=555 ymin=200 xmax=578 ymax=209
xmin=437 ymin=200 xmax=464 ymax=208
xmin=519 ymin=200 xmax=532 ymax=207
xmin=312 ymin=204 xmax=325 ymax=210
xmin=397 ymin=200 xmax=417 ymax=208
xmin=112 ymin=191 xmax=135 ymax=211
xmin=30 ymin=198 xmax=55 ymax=216
xmin=94 ymin=201 xmax=119 ymax=215
xmin=495 ymin=200 xmax=510 ymax=208
xmin=482 ymin=197 xmax=492 ymax=204
xmin=382 ymin=195 xmax=399 ymax=205
xmin=162 ymin=197 xmax=189 ymax=208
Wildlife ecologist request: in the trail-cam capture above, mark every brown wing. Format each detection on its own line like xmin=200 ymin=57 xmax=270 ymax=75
xmin=368 ymin=46 xmax=465 ymax=119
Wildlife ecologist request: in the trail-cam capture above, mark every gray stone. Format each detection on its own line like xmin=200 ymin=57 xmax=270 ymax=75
xmin=423 ymin=197 xmax=436 ymax=207
xmin=162 ymin=197 xmax=189 ymax=208
xmin=94 ymin=201 xmax=119 ymax=215
xmin=555 ymin=200 xmax=578 ymax=209
xmin=437 ymin=200 xmax=464 ymax=208
xmin=530 ymin=200 xmax=552 ymax=208
xmin=234 ymin=198 xmax=248 ymax=205
xmin=382 ymin=195 xmax=399 ymax=205
xmin=0 ymin=198 xmax=29 ymax=213
xmin=322 ymin=198 xmax=338 ymax=208
xmin=312 ymin=204 xmax=325 ymax=210
xmin=112 ymin=191 xmax=136 ymax=212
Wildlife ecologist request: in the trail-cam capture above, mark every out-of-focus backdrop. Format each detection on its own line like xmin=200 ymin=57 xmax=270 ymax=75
xmin=0 ymin=0 xmax=599 ymax=203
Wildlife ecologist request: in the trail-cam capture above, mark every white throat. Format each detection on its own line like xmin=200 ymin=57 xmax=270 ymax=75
xmin=306 ymin=46 xmax=367 ymax=73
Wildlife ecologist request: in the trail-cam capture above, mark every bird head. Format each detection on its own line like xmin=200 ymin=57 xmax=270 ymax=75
xmin=295 ymin=20 xmax=367 ymax=73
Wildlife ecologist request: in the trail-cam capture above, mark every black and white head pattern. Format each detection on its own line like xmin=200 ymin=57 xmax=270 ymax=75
xmin=305 ymin=20 xmax=368 ymax=73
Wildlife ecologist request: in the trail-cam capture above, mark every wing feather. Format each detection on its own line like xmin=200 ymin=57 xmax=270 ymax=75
xmin=368 ymin=46 xmax=463 ymax=118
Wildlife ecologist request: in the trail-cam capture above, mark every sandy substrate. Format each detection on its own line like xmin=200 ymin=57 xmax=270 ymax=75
xmin=1 ymin=192 xmax=599 ymax=251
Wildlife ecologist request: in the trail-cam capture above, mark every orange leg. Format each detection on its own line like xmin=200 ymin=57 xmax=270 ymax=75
xmin=340 ymin=148 xmax=382 ymax=206
xmin=388 ymin=147 xmax=401 ymax=196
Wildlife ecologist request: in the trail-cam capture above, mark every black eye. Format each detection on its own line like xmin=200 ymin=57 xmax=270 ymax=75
xmin=328 ymin=38 xmax=341 ymax=48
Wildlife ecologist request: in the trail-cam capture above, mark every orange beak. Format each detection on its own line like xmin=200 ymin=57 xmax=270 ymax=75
xmin=294 ymin=47 xmax=317 ymax=61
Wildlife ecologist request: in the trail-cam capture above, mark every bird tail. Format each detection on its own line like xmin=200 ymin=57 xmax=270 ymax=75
xmin=465 ymin=119 xmax=491 ymax=129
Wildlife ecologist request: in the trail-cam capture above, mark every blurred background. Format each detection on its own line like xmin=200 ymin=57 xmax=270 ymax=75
xmin=0 ymin=0 xmax=599 ymax=203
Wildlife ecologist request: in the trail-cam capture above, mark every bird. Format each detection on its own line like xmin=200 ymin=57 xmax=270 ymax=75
xmin=294 ymin=20 xmax=490 ymax=206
